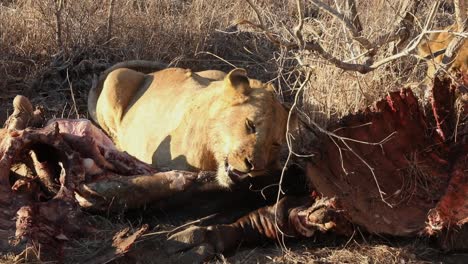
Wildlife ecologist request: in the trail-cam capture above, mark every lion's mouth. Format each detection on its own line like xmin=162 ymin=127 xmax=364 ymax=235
xmin=224 ymin=159 xmax=250 ymax=183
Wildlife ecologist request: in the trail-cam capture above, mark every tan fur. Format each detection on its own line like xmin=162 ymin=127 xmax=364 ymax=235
xmin=418 ymin=25 xmax=468 ymax=78
xmin=88 ymin=63 xmax=289 ymax=187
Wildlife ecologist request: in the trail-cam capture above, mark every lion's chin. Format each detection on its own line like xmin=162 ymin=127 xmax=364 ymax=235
xmin=216 ymin=160 xmax=250 ymax=187
xmin=216 ymin=170 xmax=234 ymax=188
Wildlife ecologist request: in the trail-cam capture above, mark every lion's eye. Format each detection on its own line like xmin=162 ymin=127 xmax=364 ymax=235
xmin=245 ymin=119 xmax=256 ymax=134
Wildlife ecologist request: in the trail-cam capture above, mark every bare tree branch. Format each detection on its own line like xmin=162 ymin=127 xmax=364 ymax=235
xmin=242 ymin=0 xmax=438 ymax=74
xmin=294 ymin=0 xmax=305 ymax=48
xmin=53 ymin=0 xmax=65 ymax=49
xmin=311 ymin=0 xmax=421 ymax=54
xmin=390 ymin=0 xmax=422 ymax=52
xmin=454 ymin=0 xmax=467 ymax=29
xmin=238 ymin=0 xmax=439 ymax=74
xmin=106 ymin=0 xmax=116 ymax=44
xmin=245 ymin=0 xmax=265 ymax=29
xmin=244 ymin=0 xmax=287 ymax=48
xmin=345 ymin=0 xmax=363 ymax=33
xmin=308 ymin=0 xmax=373 ymax=50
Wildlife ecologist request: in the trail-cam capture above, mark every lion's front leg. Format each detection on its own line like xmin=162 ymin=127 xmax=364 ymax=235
xmin=165 ymin=195 xmax=351 ymax=263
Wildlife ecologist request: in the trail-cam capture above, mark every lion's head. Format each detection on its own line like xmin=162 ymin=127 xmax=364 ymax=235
xmin=200 ymin=69 xmax=291 ymax=187
xmin=92 ymin=64 xmax=293 ymax=188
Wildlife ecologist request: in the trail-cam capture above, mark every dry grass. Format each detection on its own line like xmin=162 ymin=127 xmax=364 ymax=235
xmin=0 ymin=0 xmax=463 ymax=263
xmin=0 ymin=0 xmax=280 ymax=120
xmin=0 ymin=1 xmax=455 ymax=122
xmin=218 ymin=235 xmax=459 ymax=264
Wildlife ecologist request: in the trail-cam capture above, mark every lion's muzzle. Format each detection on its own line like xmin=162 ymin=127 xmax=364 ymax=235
xmin=223 ymin=156 xmax=269 ymax=184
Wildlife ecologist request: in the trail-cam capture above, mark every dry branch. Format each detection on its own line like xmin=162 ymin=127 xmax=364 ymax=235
xmin=308 ymin=0 xmax=373 ymax=50
xmin=454 ymin=0 xmax=467 ymax=29
xmin=53 ymin=0 xmax=65 ymax=49
xmin=243 ymin=0 xmax=432 ymax=74
xmin=344 ymin=0 xmax=363 ymax=33
xmin=106 ymin=0 xmax=116 ymax=44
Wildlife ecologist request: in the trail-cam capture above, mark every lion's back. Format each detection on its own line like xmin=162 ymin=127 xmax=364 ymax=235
xmin=113 ymin=68 xmax=212 ymax=165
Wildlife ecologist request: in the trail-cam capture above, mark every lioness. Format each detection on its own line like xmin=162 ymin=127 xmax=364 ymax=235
xmin=418 ymin=25 xmax=467 ymax=79
xmin=88 ymin=61 xmax=290 ymax=187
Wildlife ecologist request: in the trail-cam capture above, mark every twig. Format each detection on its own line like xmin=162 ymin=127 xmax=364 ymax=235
xmin=274 ymin=69 xmax=312 ymax=253
xmin=294 ymin=0 xmax=305 ymax=48
xmin=307 ymin=115 xmax=397 ymax=207
xmin=65 ymin=69 xmax=79 ymax=119
xmin=195 ymin=51 xmax=238 ymax=68
xmin=106 ymin=0 xmax=116 ymax=44
xmin=308 ymin=0 xmax=372 ymax=49
xmin=345 ymin=0 xmax=363 ymax=33
xmin=454 ymin=0 xmax=467 ymax=30
xmin=243 ymin=0 xmax=294 ymax=47
xmin=379 ymin=0 xmax=422 ymax=53
xmin=340 ymin=136 xmax=393 ymax=207
xmin=54 ymin=0 xmax=65 ymax=49
xmin=245 ymin=0 xmax=265 ymax=29
xmin=140 ymin=213 xmax=218 ymax=238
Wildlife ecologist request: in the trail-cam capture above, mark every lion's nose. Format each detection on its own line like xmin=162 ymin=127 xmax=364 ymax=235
xmin=244 ymin=158 xmax=254 ymax=171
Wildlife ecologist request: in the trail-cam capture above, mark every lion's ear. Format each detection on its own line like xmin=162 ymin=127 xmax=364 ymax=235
xmin=225 ymin=68 xmax=251 ymax=96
